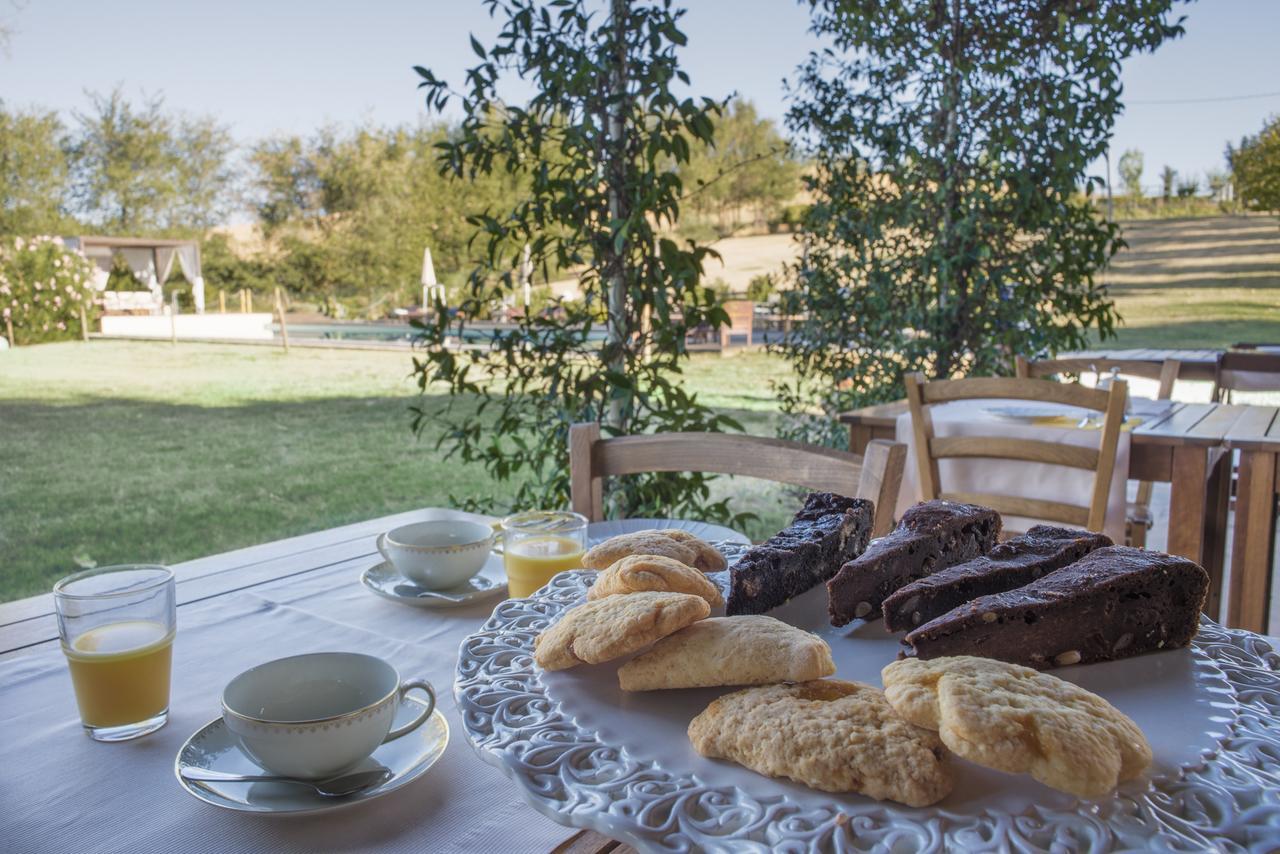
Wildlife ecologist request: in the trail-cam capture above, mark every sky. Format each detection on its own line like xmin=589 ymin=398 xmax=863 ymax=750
xmin=3 ymin=0 xmax=1278 ymax=201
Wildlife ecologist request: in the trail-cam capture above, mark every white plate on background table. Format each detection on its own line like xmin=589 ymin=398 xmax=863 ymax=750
xmin=175 ymin=695 xmax=448 ymax=815
xmin=985 ymin=403 xmax=1090 ymax=422
xmin=362 ymin=553 xmax=507 ymax=609
xmin=456 ymin=542 xmax=1280 ymax=852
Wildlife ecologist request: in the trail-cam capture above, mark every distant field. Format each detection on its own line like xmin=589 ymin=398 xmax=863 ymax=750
xmin=1103 ymin=215 xmax=1280 ymax=349
xmin=680 ymin=216 xmax=1280 ymax=350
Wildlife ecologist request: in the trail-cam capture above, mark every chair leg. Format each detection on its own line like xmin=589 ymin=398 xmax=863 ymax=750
xmin=1126 ymin=520 xmax=1147 ymax=549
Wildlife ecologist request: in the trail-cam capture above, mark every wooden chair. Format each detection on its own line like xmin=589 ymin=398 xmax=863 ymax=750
xmin=904 ymin=373 xmax=1128 ymax=534
xmin=1016 ymin=355 xmax=1180 ymax=547
xmin=567 ymin=424 xmax=907 ymax=537
xmin=1213 ymin=350 xmax=1280 ymax=403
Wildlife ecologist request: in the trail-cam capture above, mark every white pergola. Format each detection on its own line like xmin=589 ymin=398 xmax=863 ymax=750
xmin=65 ymin=235 xmax=206 ymax=313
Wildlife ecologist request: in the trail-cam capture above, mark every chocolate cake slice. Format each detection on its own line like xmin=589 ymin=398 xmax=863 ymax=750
xmin=726 ymin=492 xmax=874 ymax=616
xmin=828 ymin=500 xmax=1001 ymax=626
xmin=882 ymin=525 xmax=1112 ymax=632
xmin=902 ymin=546 xmax=1209 ymax=669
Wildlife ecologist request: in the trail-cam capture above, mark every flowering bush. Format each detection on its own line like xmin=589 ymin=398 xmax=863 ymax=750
xmin=0 ymin=236 xmax=99 ymax=345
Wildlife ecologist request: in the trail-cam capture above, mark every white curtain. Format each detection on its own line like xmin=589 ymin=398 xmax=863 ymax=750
xmin=119 ymin=248 xmax=160 ymax=295
xmin=175 ymin=244 xmax=204 ymax=313
xmin=155 ymin=247 xmax=178 ymax=288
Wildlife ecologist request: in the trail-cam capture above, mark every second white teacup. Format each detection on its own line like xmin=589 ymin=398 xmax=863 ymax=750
xmin=377 ymin=519 xmax=496 ymax=589
xmin=222 ymin=652 xmax=435 ymax=780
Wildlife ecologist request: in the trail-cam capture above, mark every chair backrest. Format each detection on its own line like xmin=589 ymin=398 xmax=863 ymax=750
xmin=904 ymin=373 xmax=1128 ymax=533
xmin=1015 ymin=354 xmax=1180 ymax=397
xmin=567 ymin=424 xmax=907 ymax=537
xmin=1213 ymin=351 xmax=1280 ymax=402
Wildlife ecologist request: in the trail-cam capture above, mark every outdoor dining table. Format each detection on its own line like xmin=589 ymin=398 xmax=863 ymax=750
xmin=1224 ymin=405 xmax=1280 ymax=635
xmin=0 ymin=508 xmax=581 ymax=854
xmin=839 ymin=399 xmax=1258 ymax=621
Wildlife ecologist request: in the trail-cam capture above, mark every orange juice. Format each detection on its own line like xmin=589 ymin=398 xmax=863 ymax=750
xmin=63 ymin=620 xmax=173 ymax=728
xmin=504 ymin=535 xmax=584 ymax=597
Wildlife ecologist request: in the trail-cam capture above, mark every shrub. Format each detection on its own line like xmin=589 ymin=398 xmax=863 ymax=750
xmin=746 ymin=273 xmax=774 ymax=303
xmin=0 ymin=236 xmax=98 ymax=345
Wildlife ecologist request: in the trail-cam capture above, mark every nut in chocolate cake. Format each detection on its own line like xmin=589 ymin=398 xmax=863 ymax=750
xmin=902 ymin=546 xmax=1209 ymax=669
xmin=827 ymin=500 xmax=1001 ymax=627
xmin=725 ymin=492 xmax=873 ymax=616
xmin=882 ymin=525 xmax=1112 ymax=632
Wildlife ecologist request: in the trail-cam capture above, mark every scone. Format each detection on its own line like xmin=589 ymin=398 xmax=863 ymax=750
xmin=533 ymin=591 xmax=710 ymax=671
xmin=587 ymin=555 xmax=724 ymax=608
xmin=882 ymin=656 xmax=1151 ymax=798
xmin=618 ymin=615 xmax=832 ymax=691
xmin=688 ymin=680 xmax=953 ymax=807
xmin=582 ymin=529 xmax=727 ymax=572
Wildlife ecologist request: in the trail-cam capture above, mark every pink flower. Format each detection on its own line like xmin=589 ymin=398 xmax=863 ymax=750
xmin=54 ymin=296 xmax=63 ymax=308
xmin=56 ymin=321 xmax=66 ymax=331
xmin=1 ymin=308 xmax=8 ymax=319
xmin=33 ymin=281 xmax=42 ymax=290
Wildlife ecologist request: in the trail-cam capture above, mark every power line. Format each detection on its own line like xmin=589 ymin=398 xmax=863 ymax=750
xmin=1128 ymin=90 xmax=1280 ymax=105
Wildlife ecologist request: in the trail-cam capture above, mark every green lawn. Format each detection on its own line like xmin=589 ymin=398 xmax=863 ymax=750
xmin=1102 ymin=215 xmax=1280 ymax=349
xmin=0 ymin=342 xmax=798 ymax=602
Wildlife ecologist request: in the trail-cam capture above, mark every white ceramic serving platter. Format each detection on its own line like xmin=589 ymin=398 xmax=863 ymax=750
xmin=175 ymin=695 xmax=448 ymax=815
xmin=456 ymin=544 xmax=1280 ymax=852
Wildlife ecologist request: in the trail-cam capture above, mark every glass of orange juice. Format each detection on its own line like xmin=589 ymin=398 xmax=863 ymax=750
xmin=501 ymin=511 xmax=588 ymax=598
xmin=54 ymin=565 xmax=176 ymax=742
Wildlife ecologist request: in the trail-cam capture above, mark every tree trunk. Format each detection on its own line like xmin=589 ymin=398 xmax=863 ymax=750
xmin=934 ymin=0 xmax=963 ymax=379
xmin=605 ymin=0 xmax=630 ymax=434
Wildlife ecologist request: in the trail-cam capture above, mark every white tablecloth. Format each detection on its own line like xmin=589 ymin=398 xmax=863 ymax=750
xmin=893 ymin=398 xmax=1161 ymax=541
xmin=0 ymin=559 xmax=576 ymax=854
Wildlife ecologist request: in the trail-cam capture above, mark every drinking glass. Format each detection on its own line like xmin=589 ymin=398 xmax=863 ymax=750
xmin=501 ymin=511 xmax=588 ymax=598
xmin=54 ymin=565 xmax=176 ymax=741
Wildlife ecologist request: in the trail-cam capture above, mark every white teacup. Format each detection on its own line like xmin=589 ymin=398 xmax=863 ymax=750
xmin=222 ymin=652 xmax=435 ymax=780
xmin=377 ymin=519 xmax=496 ymax=589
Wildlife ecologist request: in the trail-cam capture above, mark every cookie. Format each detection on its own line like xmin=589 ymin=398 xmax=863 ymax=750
xmin=881 ymin=656 xmax=1151 ymax=798
xmin=587 ymin=555 xmax=724 ymax=608
xmin=618 ymin=615 xmax=832 ymax=691
xmin=688 ymin=680 xmax=953 ymax=807
xmin=533 ymin=591 xmax=710 ymax=671
xmin=582 ymin=529 xmax=727 ymax=572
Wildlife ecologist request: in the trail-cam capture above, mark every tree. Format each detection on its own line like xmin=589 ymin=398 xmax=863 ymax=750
xmin=1228 ymin=115 xmax=1280 ymax=212
xmin=0 ymin=102 xmax=73 ymax=234
xmin=170 ymin=115 xmax=238 ymax=230
xmin=410 ymin=0 xmax=739 ymax=519
xmin=680 ymin=98 xmax=800 ymax=229
xmin=247 ymin=122 xmax=525 ymax=313
xmin=1205 ymin=168 xmax=1230 ymax=201
xmin=1117 ymin=148 xmax=1144 ymax=198
xmin=1175 ymin=176 xmax=1199 ymax=198
xmin=1159 ymin=165 xmax=1177 ymax=200
xmin=68 ymin=87 xmax=236 ymax=233
xmin=777 ymin=0 xmax=1187 ymax=446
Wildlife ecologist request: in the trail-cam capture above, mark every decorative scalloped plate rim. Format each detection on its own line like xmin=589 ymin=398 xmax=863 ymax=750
xmin=456 ymin=547 xmax=1280 ymax=853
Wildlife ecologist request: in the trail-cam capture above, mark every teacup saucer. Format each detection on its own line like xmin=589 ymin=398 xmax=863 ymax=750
xmin=174 ymin=695 xmax=448 ymax=815
xmin=361 ymin=554 xmax=507 ymax=608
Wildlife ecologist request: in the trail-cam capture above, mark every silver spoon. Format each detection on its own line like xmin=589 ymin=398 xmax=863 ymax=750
xmin=181 ymin=766 xmax=392 ymax=797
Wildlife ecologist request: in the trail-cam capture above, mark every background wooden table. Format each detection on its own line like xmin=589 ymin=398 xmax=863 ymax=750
xmin=839 ymin=400 xmax=1251 ymax=619
xmin=1224 ymin=405 xmax=1280 ymax=634
xmin=1061 ymin=348 xmax=1222 ymax=382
